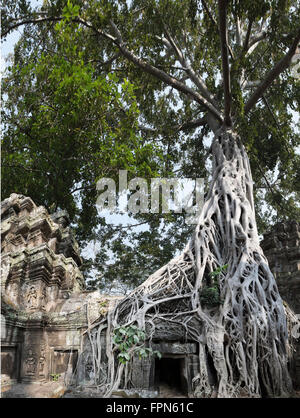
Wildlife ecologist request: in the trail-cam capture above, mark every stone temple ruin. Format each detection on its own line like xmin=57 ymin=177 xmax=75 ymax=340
xmin=0 ymin=193 xmax=119 ymax=392
xmin=1 ymin=194 xmax=299 ymax=396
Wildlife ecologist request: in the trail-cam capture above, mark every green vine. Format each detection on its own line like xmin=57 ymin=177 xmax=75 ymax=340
xmin=113 ymin=325 xmax=161 ymax=364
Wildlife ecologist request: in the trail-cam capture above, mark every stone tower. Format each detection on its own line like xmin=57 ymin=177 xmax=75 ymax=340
xmin=1 ymin=194 xmax=85 ymax=384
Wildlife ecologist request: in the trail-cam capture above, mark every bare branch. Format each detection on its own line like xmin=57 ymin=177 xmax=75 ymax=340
xmin=243 ymin=19 xmax=253 ymax=52
xmin=218 ymin=0 xmax=232 ymax=126
xmin=201 ymin=0 xmax=217 ymax=26
xmin=178 ymin=116 xmax=207 ymax=131
xmin=245 ymin=28 xmax=300 ymax=114
xmin=110 ymin=20 xmax=122 ymax=44
xmin=201 ymin=0 xmax=235 ymax=60
xmin=109 ymin=23 xmax=223 ymax=123
xmin=262 ymin=95 xmax=278 ymax=126
xmin=118 ymin=47 xmax=223 ymax=121
xmin=155 ymin=35 xmax=172 ymax=50
xmin=111 ymin=221 xmax=150 ymax=231
xmin=254 ymin=159 xmax=286 ymax=212
xmin=2 ymin=15 xmax=117 ymax=44
xmin=93 ymin=53 xmax=122 ymax=67
xmin=139 ymin=116 xmax=207 ymax=134
xmin=241 ymin=44 xmax=271 ymax=88
xmin=160 ymin=28 xmax=220 ymax=111
xmin=2 ymin=16 xmax=62 ymax=37
xmin=248 ymin=31 xmax=267 ymax=50
xmin=236 ymin=16 xmax=242 ymax=47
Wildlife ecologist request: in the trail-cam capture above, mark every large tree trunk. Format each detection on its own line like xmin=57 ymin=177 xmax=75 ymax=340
xmin=91 ymin=126 xmax=293 ymax=398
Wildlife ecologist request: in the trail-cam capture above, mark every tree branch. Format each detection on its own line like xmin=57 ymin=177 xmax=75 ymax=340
xmin=254 ymin=159 xmax=286 ymax=212
xmin=2 ymin=163 xmax=44 ymax=173
xmin=138 ymin=116 xmax=207 ymax=134
xmin=218 ymin=0 xmax=232 ymax=126
xmin=161 ymin=28 xmax=220 ymax=111
xmin=2 ymin=15 xmax=117 ymax=44
xmin=236 ymin=16 xmax=242 ymax=47
xmin=177 ymin=116 xmax=207 ymax=131
xmin=245 ymin=28 xmax=300 ymax=114
xmin=3 ymin=14 xmax=223 ymax=123
xmin=201 ymin=0 xmax=235 ymax=60
xmin=2 ymin=16 xmax=62 ymax=37
xmin=109 ymin=22 xmax=224 ymax=123
xmin=248 ymin=31 xmax=267 ymax=50
xmin=201 ymin=0 xmax=216 ymax=23
xmin=243 ymin=19 xmax=253 ymax=52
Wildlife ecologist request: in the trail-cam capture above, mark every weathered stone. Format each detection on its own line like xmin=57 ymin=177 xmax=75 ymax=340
xmin=51 ymin=385 xmax=66 ymax=398
xmin=261 ymin=221 xmax=300 ymax=389
xmin=151 ymin=342 xmax=197 ymax=354
xmin=1 ymin=194 xmax=115 ymax=386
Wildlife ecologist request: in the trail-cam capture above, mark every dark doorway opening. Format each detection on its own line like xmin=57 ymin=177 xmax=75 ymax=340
xmin=52 ymin=349 xmax=78 ymax=375
xmin=155 ymin=357 xmax=187 ymax=396
xmin=1 ymin=346 xmax=18 ymax=380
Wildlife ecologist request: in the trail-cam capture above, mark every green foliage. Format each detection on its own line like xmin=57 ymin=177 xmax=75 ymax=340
xmin=113 ymin=325 xmax=161 ymax=364
xmin=200 ymin=264 xmax=228 ymax=307
xmin=2 ymin=0 xmax=300 ymax=291
xmin=200 ymin=286 xmax=222 ymax=307
xmin=2 ymin=14 xmax=162 ymax=246
xmin=209 ymin=264 xmax=228 ymax=279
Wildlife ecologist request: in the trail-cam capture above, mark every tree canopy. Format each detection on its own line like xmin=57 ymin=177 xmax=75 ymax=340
xmin=2 ymin=0 xmax=300 ymax=291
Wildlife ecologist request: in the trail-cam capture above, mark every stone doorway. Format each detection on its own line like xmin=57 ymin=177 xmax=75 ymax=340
xmin=51 ymin=349 xmax=78 ymax=379
xmin=155 ymin=357 xmax=187 ymax=397
xmin=1 ymin=346 xmax=20 ymax=381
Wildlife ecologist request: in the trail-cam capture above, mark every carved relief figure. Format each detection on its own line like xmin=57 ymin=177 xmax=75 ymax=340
xmin=40 ymin=288 xmax=47 ymax=310
xmin=85 ymin=355 xmax=94 ymax=380
xmin=7 ymin=281 xmax=19 ymax=302
xmin=27 ymin=286 xmax=37 ymax=309
xmin=25 ymin=349 xmax=37 ymax=376
xmin=39 ymin=347 xmax=46 ymax=376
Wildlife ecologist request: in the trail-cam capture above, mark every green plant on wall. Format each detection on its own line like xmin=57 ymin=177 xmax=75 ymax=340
xmin=50 ymin=373 xmax=61 ymax=382
xmin=200 ymin=264 xmax=228 ymax=307
xmin=113 ymin=325 xmax=161 ymax=365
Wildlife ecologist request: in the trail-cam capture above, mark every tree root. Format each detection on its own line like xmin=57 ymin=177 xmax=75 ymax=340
xmin=86 ymin=127 xmax=294 ymax=398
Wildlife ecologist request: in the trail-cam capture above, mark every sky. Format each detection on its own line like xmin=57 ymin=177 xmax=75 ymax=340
xmin=1 ymin=1 xmax=43 ymax=71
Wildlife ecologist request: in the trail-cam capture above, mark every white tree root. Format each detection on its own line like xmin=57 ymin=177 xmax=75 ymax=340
xmin=87 ymin=127 xmax=294 ymax=398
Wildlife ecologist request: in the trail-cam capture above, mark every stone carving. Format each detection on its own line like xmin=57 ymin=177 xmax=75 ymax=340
xmin=25 ymin=348 xmax=37 ymax=376
xmin=85 ymin=356 xmax=94 ymax=381
xmin=261 ymin=221 xmax=300 ymax=389
xmin=7 ymin=281 xmax=19 ymax=303
xmin=1 ymin=194 xmax=84 ymax=312
xmin=1 ymin=194 xmax=87 ymax=385
xmin=39 ymin=347 xmax=46 ymax=377
xmin=40 ymin=287 xmax=47 ymax=311
xmin=261 ymin=221 xmax=300 ymax=312
xmin=26 ymin=286 xmax=38 ymax=310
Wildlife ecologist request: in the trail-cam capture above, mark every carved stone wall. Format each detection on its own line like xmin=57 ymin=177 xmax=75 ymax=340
xmin=0 ymin=194 xmax=109 ymax=387
xmin=1 ymin=194 xmax=84 ymax=310
xmin=261 ymin=220 xmax=300 ymax=389
xmin=261 ymin=220 xmax=300 ymax=312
